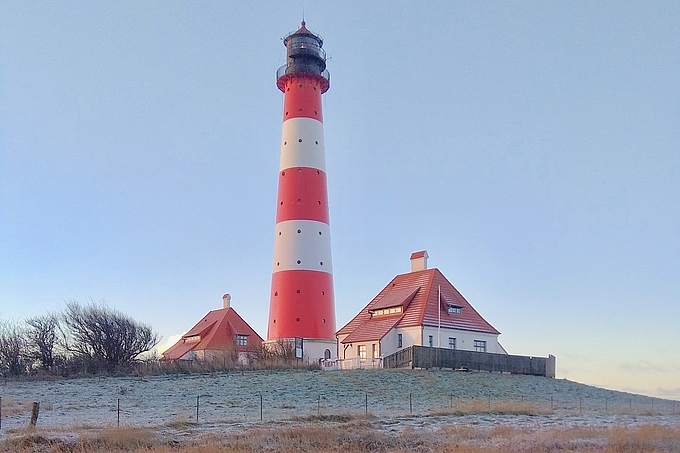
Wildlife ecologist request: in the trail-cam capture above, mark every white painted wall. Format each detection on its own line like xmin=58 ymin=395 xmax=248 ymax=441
xmin=421 ymin=326 xmax=506 ymax=354
xmin=337 ymin=338 xmax=380 ymax=361
xmin=380 ymin=326 xmax=421 ymax=357
xmin=302 ymin=338 xmax=336 ymax=362
xmin=263 ymin=338 xmax=336 ymax=362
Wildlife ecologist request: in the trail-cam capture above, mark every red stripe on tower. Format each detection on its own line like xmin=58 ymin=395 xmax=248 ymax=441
xmin=268 ymin=22 xmax=336 ymax=342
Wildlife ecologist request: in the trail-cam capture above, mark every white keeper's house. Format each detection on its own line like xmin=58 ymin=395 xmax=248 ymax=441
xmin=336 ymin=251 xmax=506 ymax=367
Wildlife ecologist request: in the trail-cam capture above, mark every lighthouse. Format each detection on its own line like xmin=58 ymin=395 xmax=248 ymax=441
xmin=266 ymin=22 xmax=336 ymax=361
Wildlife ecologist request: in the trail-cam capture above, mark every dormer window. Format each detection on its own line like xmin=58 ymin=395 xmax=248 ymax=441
xmin=371 ymin=306 xmax=403 ymax=317
xmin=185 ymin=335 xmax=201 ymax=343
xmin=447 ymin=304 xmax=462 ymax=314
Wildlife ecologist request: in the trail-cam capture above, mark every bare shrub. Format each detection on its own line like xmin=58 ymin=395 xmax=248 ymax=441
xmin=24 ymin=313 xmax=60 ymax=370
xmin=0 ymin=320 xmax=28 ymax=376
xmin=61 ymin=300 xmax=160 ymax=373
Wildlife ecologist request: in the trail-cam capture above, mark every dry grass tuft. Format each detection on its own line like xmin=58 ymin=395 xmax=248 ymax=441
xmin=164 ymin=418 xmax=196 ymax=430
xmin=608 ymin=424 xmax=680 ymax=451
xmin=1 ymin=420 xmax=680 ymax=452
xmin=0 ymin=399 xmax=52 ymax=416
xmin=92 ymin=426 xmax=157 ymax=450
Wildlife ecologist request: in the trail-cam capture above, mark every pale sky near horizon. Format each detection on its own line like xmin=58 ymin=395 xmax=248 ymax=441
xmin=1 ymin=2 xmax=678 ymax=399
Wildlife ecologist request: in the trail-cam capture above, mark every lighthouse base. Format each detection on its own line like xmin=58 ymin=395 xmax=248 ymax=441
xmin=263 ymin=338 xmax=337 ymax=364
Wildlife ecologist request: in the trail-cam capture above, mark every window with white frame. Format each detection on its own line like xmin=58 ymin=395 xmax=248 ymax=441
xmin=474 ymin=340 xmax=487 ymax=352
xmin=397 ymin=334 xmax=403 ymax=348
xmin=358 ymin=344 xmax=366 ymax=359
xmin=235 ymin=334 xmax=248 ymax=346
xmin=370 ymin=306 xmax=402 ymax=317
xmin=447 ymin=304 xmax=462 ymax=314
xmin=449 ymin=337 xmax=456 ymax=350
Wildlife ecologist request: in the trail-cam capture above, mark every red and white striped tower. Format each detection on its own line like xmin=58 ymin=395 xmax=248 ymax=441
xmin=267 ymin=22 xmax=336 ymax=357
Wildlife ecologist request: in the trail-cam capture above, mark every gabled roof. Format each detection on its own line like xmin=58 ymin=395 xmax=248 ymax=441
xmin=337 ymin=268 xmax=500 ymax=343
xmin=162 ymin=307 xmax=263 ymax=360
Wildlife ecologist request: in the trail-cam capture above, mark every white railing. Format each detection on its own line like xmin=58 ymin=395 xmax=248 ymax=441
xmin=322 ymin=357 xmax=383 ymax=371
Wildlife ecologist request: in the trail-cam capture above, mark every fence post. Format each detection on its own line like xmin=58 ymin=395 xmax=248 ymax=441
xmin=365 ymin=393 xmax=368 ymax=415
xmin=29 ymin=402 xmax=40 ymax=428
xmin=317 ymin=396 xmax=321 ymax=417
xmin=409 ymin=393 xmax=412 ymax=414
xmin=260 ymin=393 xmax=263 ymax=421
xmin=450 ymin=393 xmax=453 ymax=409
xmin=551 ymin=396 xmax=554 ymax=411
xmin=629 ymin=399 xmax=632 ymax=412
xmin=196 ymin=396 xmax=200 ymax=423
xmin=579 ymin=397 xmax=582 ymax=415
xmin=117 ymin=398 xmax=120 ymax=427
xmin=605 ymin=396 xmax=608 ymax=413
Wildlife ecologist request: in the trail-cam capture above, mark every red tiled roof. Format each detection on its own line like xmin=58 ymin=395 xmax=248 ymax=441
xmin=337 ymin=268 xmax=499 ymax=343
xmin=162 ymin=307 xmax=263 ymax=360
xmin=342 ymin=315 xmax=403 ymax=343
xmin=369 ymin=286 xmax=419 ymax=311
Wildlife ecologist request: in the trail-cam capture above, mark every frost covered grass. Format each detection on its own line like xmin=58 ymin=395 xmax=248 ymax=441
xmin=2 ymin=422 xmax=680 ymax=452
xmin=0 ymin=369 xmax=676 ymax=430
xmin=430 ymin=398 xmax=550 ymax=416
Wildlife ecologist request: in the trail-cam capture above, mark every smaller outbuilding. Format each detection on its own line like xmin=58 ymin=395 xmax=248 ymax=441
xmin=162 ymin=294 xmax=263 ymax=364
xmin=336 ymin=251 xmax=506 ymax=367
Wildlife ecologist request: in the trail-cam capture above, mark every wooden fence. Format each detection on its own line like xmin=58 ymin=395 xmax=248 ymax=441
xmin=383 ymin=346 xmax=556 ymax=378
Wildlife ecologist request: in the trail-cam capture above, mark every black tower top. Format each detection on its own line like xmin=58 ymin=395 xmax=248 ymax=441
xmin=277 ymin=21 xmax=330 ymax=93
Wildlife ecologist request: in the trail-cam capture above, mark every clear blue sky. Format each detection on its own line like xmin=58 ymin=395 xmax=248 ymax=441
xmin=1 ymin=2 xmax=678 ymax=398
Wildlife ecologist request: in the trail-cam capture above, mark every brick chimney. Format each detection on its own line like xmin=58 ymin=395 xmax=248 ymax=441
xmin=222 ymin=293 xmax=231 ymax=309
xmin=410 ymin=251 xmax=428 ymax=272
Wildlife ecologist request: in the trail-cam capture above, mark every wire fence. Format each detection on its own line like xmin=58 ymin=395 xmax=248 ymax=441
xmin=1 ymin=391 xmax=678 ymax=430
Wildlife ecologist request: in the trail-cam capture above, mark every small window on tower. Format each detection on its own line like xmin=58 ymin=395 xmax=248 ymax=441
xmin=235 ymin=335 xmax=248 ymax=346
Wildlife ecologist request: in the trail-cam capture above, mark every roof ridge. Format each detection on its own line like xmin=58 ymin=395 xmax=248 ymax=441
xmin=416 ymin=269 xmax=437 ymax=326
